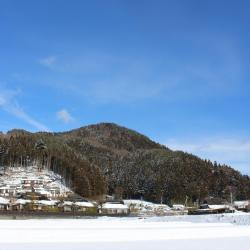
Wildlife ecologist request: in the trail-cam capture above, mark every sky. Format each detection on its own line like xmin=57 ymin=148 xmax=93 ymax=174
xmin=0 ymin=0 xmax=250 ymax=174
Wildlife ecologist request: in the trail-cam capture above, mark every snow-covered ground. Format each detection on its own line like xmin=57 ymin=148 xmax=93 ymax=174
xmin=1 ymin=214 xmax=250 ymax=249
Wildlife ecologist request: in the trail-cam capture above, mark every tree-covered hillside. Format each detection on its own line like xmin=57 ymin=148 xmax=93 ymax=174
xmin=0 ymin=123 xmax=249 ymax=204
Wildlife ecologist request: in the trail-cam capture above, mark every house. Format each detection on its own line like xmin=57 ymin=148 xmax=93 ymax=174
xmin=123 ymin=199 xmax=152 ymax=213
xmin=0 ymin=186 xmax=9 ymax=197
xmin=234 ymin=200 xmax=250 ymax=211
xmin=74 ymin=201 xmax=97 ymax=213
xmin=58 ymin=200 xmax=97 ymax=213
xmin=21 ymin=178 xmax=43 ymax=185
xmin=105 ymin=195 xmax=115 ymax=202
xmin=60 ymin=201 xmax=73 ymax=212
xmin=36 ymin=200 xmax=60 ymax=212
xmin=189 ymin=204 xmax=233 ymax=215
xmin=0 ymin=185 xmax=20 ymax=197
xmin=46 ymin=187 xmax=61 ymax=198
xmin=0 ymin=197 xmax=10 ymax=210
xmin=99 ymin=202 xmax=129 ymax=215
xmin=12 ymin=199 xmax=31 ymax=211
xmin=147 ymin=204 xmax=171 ymax=214
xmin=27 ymin=200 xmax=60 ymax=212
xmin=7 ymin=185 xmax=18 ymax=197
xmin=24 ymin=191 xmax=46 ymax=201
xmin=34 ymin=187 xmax=51 ymax=198
xmin=123 ymin=199 xmax=172 ymax=215
xmin=172 ymin=204 xmax=186 ymax=211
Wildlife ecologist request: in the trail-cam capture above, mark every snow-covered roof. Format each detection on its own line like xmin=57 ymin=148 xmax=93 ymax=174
xmin=172 ymin=204 xmax=185 ymax=210
xmin=15 ymin=199 xmax=31 ymax=205
xmin=123 ymin=199 xmax=170 ymax=211
xmin=0 ymin=197 xmax=9 ymax=204
xmin=22 ymin=178 xmax=40 ymax=181
xmin=208 ymin=205 xmax=229 ymax=210
xmin=36 ymin=200 xmax=59 ymax=206
xmin=102 ymin=203 xmax=128 ymax=209
xmin=62 ymin=201 xmax=73 ymax=206
xmin=234 ymin=201 xmax=249 ymax=206
xmin=148 ymin=204 xmax=171 ymax=210
xmin=47 ymin=188 xmax=60 ymax=191
xmin=172 ymin=204 xmax=185 ymax=209
xmin=22 ymin=189 xmax=32 ymax=193
xmin=123 ymin=199 xmax=153 ymax=207
xmin=39 ymin=190 xmax=51 ymax=195
xmin=74 ymin=201 xmax=94 ymax=207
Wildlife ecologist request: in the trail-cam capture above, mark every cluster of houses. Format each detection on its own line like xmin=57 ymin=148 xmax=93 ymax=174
xmin=0 ymin=166 xmax=71 ymax=198
xmin=0 ymin=165 xmax=177 ymax=215
xmin=0 ymin=195 xmax=131 ymax=215
xmin=188 ymin=199 xmax=250 ymax=215
xmin=0 ymin=166 xmax=130 ymax=215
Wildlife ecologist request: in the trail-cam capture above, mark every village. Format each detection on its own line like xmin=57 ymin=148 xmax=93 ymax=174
xmin=0 ymin=165 xmax=174 ymax=216
xmin=0 ymin=165 xmax=249 ymax=217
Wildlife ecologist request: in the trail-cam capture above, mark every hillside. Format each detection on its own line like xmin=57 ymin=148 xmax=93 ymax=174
xmin=0 ymin=123 xmax=250 ymax=204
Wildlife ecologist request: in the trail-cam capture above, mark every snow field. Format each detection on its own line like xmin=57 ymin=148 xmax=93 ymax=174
xmin=1 ymin=215 xmax=250 ymax=249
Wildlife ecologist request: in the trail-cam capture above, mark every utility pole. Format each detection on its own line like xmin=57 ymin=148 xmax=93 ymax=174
xmin=138 ymin=189 xmax=145 ymax=207
xmin=160 ymin=189 xmax=164 ymax=204
xmin=185 ymin=195 xmax=189 ymax=207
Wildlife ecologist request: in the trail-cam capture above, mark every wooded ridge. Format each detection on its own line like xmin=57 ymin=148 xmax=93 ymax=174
xmin=0 ymin=123 xmax=249 ymax=204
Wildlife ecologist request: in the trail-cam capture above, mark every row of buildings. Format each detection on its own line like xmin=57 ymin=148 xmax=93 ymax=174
xmin=0 ymin=197 xmax=130 ymax=215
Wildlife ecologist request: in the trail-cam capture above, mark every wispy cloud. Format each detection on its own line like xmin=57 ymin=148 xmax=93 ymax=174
xmin=56 ymin=109 xmax=74 ymax=124
xmin=0 ymin=87 xmax=50 ymax=132
xmin=44 ymin=79 xmax=167 ymax=105
xmin=165 ymin=136 xmax=250 ymax=174
xmin=6 ymin=104 xmax=50 ymax=132
xmin=37 ymin=54 xmax=174 ymax=104
xmin=84 ymin=80 xmax=165 ymax=104
xmin=39 ymin=56 xmax=57 ymax=69
xmin=36 ymin=35 xmax=245 ymax=106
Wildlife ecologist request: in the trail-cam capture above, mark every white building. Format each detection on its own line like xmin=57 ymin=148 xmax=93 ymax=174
xmin=0 ymin=197 xmax=10 ymax=210
xmin=234 ymin=200 xmax=250 ymax=210
xmin=100 ymin=202 xmax=129 ymax=215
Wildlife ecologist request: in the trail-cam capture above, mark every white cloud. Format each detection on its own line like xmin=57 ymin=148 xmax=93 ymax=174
xmin=39 ymin=56 xmax=57 ymax=68
xmin=56 ymin=109 xmax=74 ymax=124
xmin=165 ymin=137 xmax=250 ymax=174
xmin=7 ymin=104 xmax=50 ymax=132
xmin=0 ymin=87 xmax=50 ymax=132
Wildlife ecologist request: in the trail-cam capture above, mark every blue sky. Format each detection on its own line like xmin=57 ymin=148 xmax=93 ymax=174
xmin=0 ymin=0 xmax=250 ymax=173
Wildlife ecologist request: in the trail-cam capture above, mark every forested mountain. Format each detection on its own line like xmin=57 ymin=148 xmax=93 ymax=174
xmin=0 ymin=123 xmax=249 ymax=204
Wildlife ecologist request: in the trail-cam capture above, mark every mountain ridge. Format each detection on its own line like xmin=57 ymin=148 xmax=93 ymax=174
xmin=0 ymin=122 xmax=249 ymax=204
